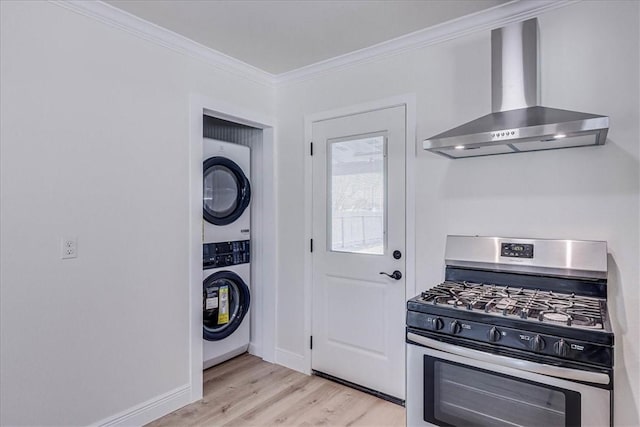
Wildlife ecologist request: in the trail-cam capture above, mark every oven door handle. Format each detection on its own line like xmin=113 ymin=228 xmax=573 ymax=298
xmin=407 ymin=332 xmax=610 ymax=385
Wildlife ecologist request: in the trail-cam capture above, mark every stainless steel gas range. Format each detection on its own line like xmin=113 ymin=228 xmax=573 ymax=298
xmin=406 ymin=236 xmax=614 ymax=427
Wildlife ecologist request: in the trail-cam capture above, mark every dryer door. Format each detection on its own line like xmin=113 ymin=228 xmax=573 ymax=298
xmin=203 ymin=270 xmax=250 ymax=341
xmin=203 ymin=156 xmax=251 ymax=225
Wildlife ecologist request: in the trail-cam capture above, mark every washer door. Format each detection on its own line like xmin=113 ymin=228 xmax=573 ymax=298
xmin=203 ymin=156 xmax=251 ymax=226
xmin=203 ymin=270 xmax=250 ymax=341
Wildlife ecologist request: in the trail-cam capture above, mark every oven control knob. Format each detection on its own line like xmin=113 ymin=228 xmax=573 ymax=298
xmin=554 ymin=340 xmax=570 ymax=357
xmin=531 ymin=335 xmax=546 ymax=352
xmin=430 ymin=317 xmax=444 ymax=331
xmin=488 ymin=327 xmax=501 ymax=342
xmin=449 ymin=320 xmax=462 ymax=335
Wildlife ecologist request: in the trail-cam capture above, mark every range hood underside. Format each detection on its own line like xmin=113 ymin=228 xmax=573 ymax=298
xmin=424 ymin=106 xmax=609 ymax=159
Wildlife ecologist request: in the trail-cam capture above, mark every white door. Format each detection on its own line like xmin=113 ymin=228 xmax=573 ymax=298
xmin=311 ymin=105 xmax=406 ymax=400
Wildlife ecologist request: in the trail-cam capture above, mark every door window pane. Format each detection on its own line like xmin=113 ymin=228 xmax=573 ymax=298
xmin=329 ymin=135 xmax=385 ymax=254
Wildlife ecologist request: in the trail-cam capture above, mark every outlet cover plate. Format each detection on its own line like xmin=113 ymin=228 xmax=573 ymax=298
xmin=61 ymin=237 xmax=77 ymax=259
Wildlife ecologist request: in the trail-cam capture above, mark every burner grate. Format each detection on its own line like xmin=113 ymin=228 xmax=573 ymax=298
xmin=420 ymin=281 xmax=605 ymax=329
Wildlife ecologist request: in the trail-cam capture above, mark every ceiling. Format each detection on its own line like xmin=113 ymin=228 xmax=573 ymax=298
xmin=105 ymin=0 xmax=507 ymax=75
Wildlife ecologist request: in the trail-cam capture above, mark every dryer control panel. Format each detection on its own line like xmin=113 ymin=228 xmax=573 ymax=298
xmin=203 ymin=240 xmax=250 ymax=269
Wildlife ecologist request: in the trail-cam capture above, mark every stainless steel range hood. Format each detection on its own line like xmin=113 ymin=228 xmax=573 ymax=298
xmin=423 ymin=18 xmax=609 ymax=159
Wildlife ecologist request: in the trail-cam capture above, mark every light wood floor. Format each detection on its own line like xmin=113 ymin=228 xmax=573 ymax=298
xmin=147 ymin=353 xmax=406 ymax=427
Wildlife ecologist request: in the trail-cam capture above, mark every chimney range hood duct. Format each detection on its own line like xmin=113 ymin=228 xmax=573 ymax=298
xmin=423 ymin=18 xmax=609 ymax=159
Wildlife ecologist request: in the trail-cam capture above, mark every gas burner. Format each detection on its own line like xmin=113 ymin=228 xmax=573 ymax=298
xmin=542 ymin=312 xmax=569 ymax=323
xmin=420 ymin=280 xmax=605 ymax=330
xmin=494 ymin=298 xmax=515 ymax=310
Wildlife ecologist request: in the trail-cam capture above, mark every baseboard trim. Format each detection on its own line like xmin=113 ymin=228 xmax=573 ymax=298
xmin=92 ymin=384 xmax=191 ymax=427
xmin=275 ymin=348 xmax=307 ymax=374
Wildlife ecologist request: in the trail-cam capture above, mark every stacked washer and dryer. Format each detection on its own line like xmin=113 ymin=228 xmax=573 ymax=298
xmin=202 ymin=137 xmax=252 ymax=369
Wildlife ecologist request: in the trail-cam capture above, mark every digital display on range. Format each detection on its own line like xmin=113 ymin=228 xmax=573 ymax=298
xmin=501 ymin=243 xmax=534 ymax=258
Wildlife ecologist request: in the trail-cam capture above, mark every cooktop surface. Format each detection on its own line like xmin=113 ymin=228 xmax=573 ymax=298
xmin=416 ymin=280 xmax=608 ymax=332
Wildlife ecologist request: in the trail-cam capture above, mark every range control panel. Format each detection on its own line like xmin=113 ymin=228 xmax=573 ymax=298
xmin=203 ymin=240 xmax=250 ymax=269
xmin=406 ymin=311 xmax=612 ymax=367
xmin=501 ymin=242 xmax=534 ymax=258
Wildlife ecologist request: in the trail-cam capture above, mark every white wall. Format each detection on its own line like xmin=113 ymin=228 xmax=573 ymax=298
xmin=275 ymin=1 xmax=639 ymax=425
xmin=2 ymin=1 xmax=639 ymax=425
xmin=0 ymin=1 xmax=274 ymax=425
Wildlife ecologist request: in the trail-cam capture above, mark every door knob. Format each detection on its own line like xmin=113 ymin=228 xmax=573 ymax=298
xmin=380 ymin=270 xmax=402 ymax=280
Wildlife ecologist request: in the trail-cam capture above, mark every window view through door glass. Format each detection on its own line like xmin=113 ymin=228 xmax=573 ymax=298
xmin=329 ymin=135 xmax=385 ymax=254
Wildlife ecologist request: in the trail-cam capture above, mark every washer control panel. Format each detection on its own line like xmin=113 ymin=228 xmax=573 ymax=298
xmin=203 ymin=240 xmax=250 ymax=269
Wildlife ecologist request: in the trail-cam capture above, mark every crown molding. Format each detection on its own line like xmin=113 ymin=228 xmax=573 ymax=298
xmin=50 ymin=0 xmax=276 ymax=87
xmin=51 ymin=0 xmax=577 ymax=88
xmin=274 ymin=0 xmax=577 ymax=85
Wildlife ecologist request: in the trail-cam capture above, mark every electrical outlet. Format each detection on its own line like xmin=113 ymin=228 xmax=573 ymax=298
xmin=61 ymin=237 xmax=77 ymax=259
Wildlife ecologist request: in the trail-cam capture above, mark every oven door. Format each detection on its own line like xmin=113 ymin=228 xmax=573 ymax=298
xmin=407 ymin=332 xmax=611 ymax=427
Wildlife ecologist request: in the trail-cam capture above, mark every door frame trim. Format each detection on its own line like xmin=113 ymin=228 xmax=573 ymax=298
xmin=303 ymin=94 xmax=417 ymax=374
xmin=188 ymin=93 xmax=277 ymax=403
